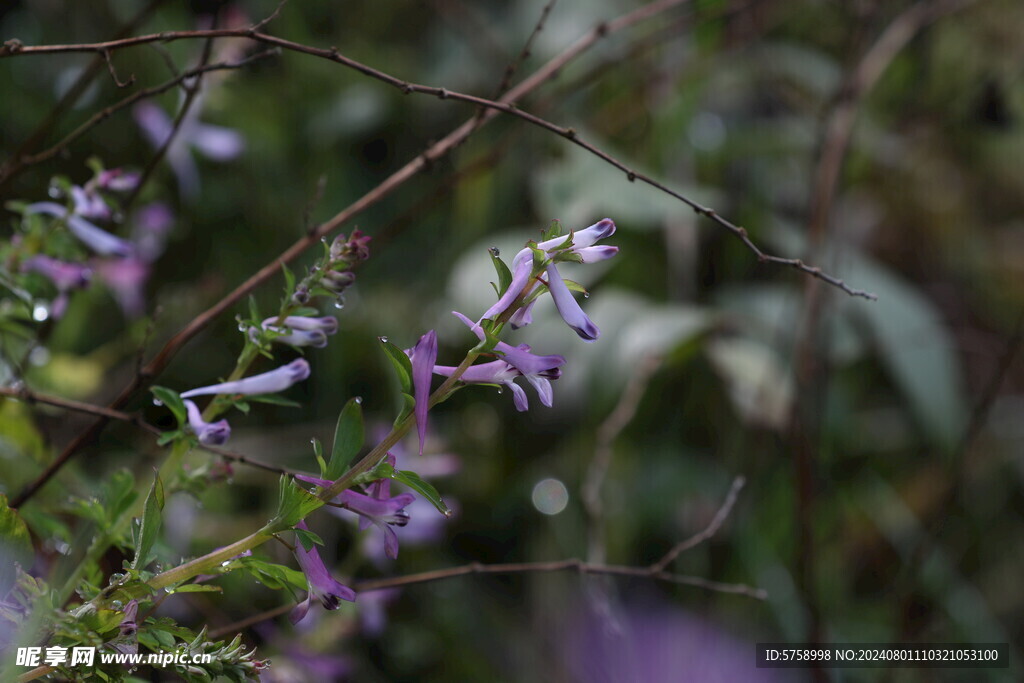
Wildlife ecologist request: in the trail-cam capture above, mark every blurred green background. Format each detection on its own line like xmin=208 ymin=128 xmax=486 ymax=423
xmin=2 ymin=0 xmax=1023 ymax=680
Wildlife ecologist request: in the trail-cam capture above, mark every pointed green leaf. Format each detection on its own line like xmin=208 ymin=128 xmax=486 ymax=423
xmin=131 ymin=475 xmax=164 ymax=570
xmin=150 ymin=386 xmax=187 ymax=427
xmin=170 ymin=584 xmax=223 ymax=594
xmin=272 ymin=476 xmax=323 ymax=529
xmin=380 ymin=339 xmax=413 ymax=394
xmin=293 ymin=527 xmax=323 ymax=552
xmin=488 ymin=247 xmax=514 ymax=297
xmin=311 ymin=437 xmax=328 ymax=478
xmin=370 ymin=463 xmax=451 ymax=517
xmin=246 ymin=394 xmax=302 ymax=408
xmin=394 ymin=392 xmax=415 ymax=427
xmin=541 ymin=219 xmax=562 ymax=241
xmin=326 ymin=398 xmax=364 ymax=480
xmin=247 ymin=295 xmax=260 ymax=325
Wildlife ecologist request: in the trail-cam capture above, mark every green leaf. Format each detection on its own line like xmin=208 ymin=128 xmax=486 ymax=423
xmin=380 ymin=338 xmax=413 ymax=394
xmin=131 ymin=475 xmax=164 ymax=570
xmin=488 ymin=247 xmax=514 ymax=297
xmin=293 ymin=527 xmax=323 ymax=552
xmin=0 ymin=495 xmax=33 ymax=596
xmin=170 ymin=583 xmax=223 ymax=594
xmin=247 ymin=295 xmax=260 ymax=325
xmin=311 ymin=437 xmax=327 ymax=478
xmin=326 ymin=398 xmax=364 ymax=480
xmin=151 ymin=386 xmax=187 ymax=427
xmin=541 ymin=219 xmax=562 ymax=241
xmin=246 ymin=394 xmax=302 ymax=408
xmin=272 ymin=476 xmax=322 ymax=529
xmin=371 ymin=463 xmax=451 ymax=517
xmin=281 ymin=263 xmax=295 ymax=297
xmin=157 ymin=430 xmax=183 ymax=446
xmin=394 ymin=392 xmax=415 ymax=427
xmin=235 ymin=556 xmax=307 ymax=591
xmin=560 ymin=278 xmax=588 ymax=294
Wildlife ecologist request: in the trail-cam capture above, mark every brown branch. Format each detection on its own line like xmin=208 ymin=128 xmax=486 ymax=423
xmin=208 ymin=556 xmax=766 ymax=639
xmin=0 ymin=6 xmax=875 ymax=300
xmin=650 ymin=476 xmax=746 ymax=573
xmin=122 ymin=35 xmax=214 ymax=209
xmin=101 ymin=49 xmax=134 ymax=88
xmin=0 ymin=386 xmax=297 ymax=477
xmin=582 ymin=354 xmax=661 ymax=564
xmin=0 ymin=0 xmax=166 ymax=189
xmin=352 ymin=558 xmax=766 ymax=599
xmin=10 ymin=0 xmax=691 ymax=508
xmin=14 ymin=50 xmax=278 ymax=170
xmin=491 ymin=0 xmax=558 ymax=100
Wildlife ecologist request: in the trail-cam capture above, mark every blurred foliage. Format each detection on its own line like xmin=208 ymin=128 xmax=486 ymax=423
xmin=2 ymin=0 xmax=1024 ymax=681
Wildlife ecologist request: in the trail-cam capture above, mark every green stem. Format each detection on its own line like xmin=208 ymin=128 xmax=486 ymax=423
xmin=148 ymin=528 xmax=273 ymax=590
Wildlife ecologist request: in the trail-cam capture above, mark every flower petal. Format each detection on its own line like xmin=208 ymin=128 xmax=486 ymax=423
xmin=410 ymin=330 xmax=438 ymax=455
xmin=546 ymin=263 xmax=599 ymax=342
xmin=507 ymin=381 xmax=529 ymax=411
xmin=480 ymin=256 xmax=532 ymax=321
xmin=181 ymin=358 xmax=311 ymax=398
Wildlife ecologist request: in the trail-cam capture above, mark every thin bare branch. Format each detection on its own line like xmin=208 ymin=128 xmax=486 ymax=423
xmin=101 ymin=49 xmax=135 ymax=88
xmin=650 ymin=476 xmax=746 ymax=573
xmin=0 ymin=386 xmax=297 ymax=477
xmin=15 ymin=50 xmax=278 ymax=170
xmin=10 ymin=0 xmax=690 ymax=508
xmin=583 ymin=354 xmax=661 ymax=564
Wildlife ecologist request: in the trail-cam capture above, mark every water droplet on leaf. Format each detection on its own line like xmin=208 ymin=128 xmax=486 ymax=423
xmin=32 ymin=303 xmax=49 ymax=322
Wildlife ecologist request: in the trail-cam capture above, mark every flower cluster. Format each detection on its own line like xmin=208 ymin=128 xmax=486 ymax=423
xmin=18 ymin=168 xmax=173 ymax=319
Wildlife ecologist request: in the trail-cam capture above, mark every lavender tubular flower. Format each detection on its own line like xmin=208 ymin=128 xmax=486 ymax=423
xmin=480 ymin=257 xmax=532 ymax=322
xmin=433 ymin=359 xmax=559 ymax=411
xmin=297 ymin=474 xmax=416 ymax=559
xmin=290 ymin=521 xmax=356 ymax=624
xmin=546 ymin=263 xmax=600 ymax=342
xmin=184 ymin=399 xmax=232 ymax=446
xmin=452 ymin=311 xmax=565 ymax=377
xmin=22 ymin=255 xmax=91 ymax=291
xmin=408 ymin=330 xmax=438 ymax=455
xmin=25 ymin=202 xmax=134 ymax=256
xmin=180 ymin=358 xmax=311 ymax=398
xmin=257 ymin=316 xmax=338 ymax=348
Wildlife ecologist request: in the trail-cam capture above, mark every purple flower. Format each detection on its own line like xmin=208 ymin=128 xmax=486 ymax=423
xmin=452 ymin=311 xmax=565 ymax=377
xmin=94 ymin=256 xmax=149 ymax=318
xmin=488 ymin=218 xmax=617 ymax=340
xmin=21 ymin=255 xmax=92 ymax=319
xmin=132 ymin=202 xmax=174 ymax=262
xmin=407 ymin=330 xmax=438 ymax=455
xmin=71 ymin=185 xmax=110 ymax=220
xmin=24 ymin=202 xmax=133 ymax=257
xmin=289 ymin=521 xmax=356 ymax=624
xmin=184 ymin=399 xmax=232 ymax=446
xmin=133 ymin=99 xmax=245 ymax=199
xmin=297 ymin=474 xmax=416 ymax=560
xmin=433 ymin=357 xmax=560 ymax=412
xmin=254 ymin=316 xmax=338 ymax=348
xmin=546 ymin=262 xmax=600 ymax=341
xmin=96 ymin=169 xmax=141 ymax=192
xmin=180 ymin=358 xmax=310 ymax=398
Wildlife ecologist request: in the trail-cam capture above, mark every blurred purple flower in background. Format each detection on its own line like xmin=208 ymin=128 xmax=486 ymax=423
xmin=24 ymin=202 xmax=133 ymax=257
xmin=562 ymin=596 xmax=783 ymax=683
xmin=21 ymin=255 xmax=91 ymax=319
xmin=133 ymin=98 xmax=245 ymax=199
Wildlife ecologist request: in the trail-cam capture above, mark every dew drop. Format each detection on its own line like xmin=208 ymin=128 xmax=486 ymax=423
xmin=152 ymin=398 xmax=163 ymax=406
xmin=47 ymin=185 xmax=62 ymax=199
xmin=334 ymin=297 xmax=346 ymax=309
xmin=238 ymin=322 xmax=246 ymax=332
xmin=496 ymin=387 xmax=503 ymax=395
xmin=354 ymin=396 xmax=363 ymax=404
xmin=32 ymin=303 xmax=49 ymax=322
xmin=221 ymin=560 xmax=232 ymax=567
xmin=378 ymin=336 xmax=389 ymax=344
xmin=583 ymin=292 xmax=590 ymax=299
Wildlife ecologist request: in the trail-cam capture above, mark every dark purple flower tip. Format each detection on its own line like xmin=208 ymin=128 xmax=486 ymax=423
xmin=409 ymin=330 xmax=438 ymax=455
xmin=184 ymin=399 xmax=232 ymax=446
xmin=291 ymin=521 xmax=356 ymax=624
